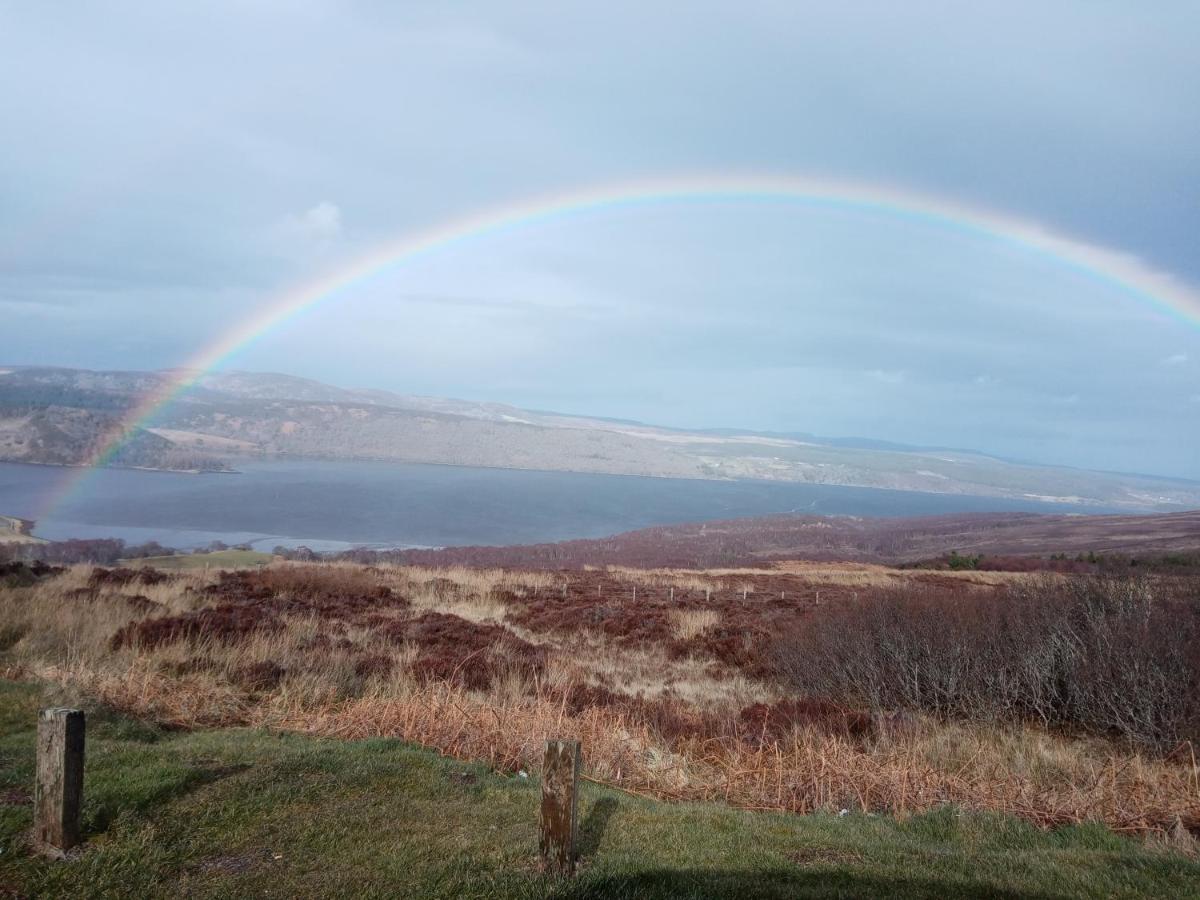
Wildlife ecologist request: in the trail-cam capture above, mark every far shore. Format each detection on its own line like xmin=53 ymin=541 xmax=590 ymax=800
xmin=0 ymin=458 xmax=240 ymax=476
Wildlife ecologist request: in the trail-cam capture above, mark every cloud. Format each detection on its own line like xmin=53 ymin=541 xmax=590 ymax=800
xmin=0 ymin=299 xmax=78 ymax=316
xmin=281 ymin=201 xmax=342 ymax=245
xmin=865 ymin=369 xmax=906 ymax=385
xmin=1161 ymin=352 xmax=1189 ymax=366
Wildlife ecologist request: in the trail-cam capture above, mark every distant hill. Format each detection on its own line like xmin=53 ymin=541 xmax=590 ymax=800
xmin=365 ymin=509 xmax=1200 ymax=569
xmin=2 ymin=365 xmax=1199 ymax=512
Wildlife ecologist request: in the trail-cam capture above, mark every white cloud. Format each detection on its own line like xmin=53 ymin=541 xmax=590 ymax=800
xmin=1161 ymin=352 xmax=1189 ymax=366
xmin=865 ymin=369 xmax=905 ymax=385
xmin=267 ymin=201 xmax=344 ymax=262
xmin=285 ymin=201 xmax=342 ymax=244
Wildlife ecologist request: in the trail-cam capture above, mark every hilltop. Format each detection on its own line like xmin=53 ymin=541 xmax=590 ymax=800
xmin=2 ymin=365 xmax=1199 ymax=511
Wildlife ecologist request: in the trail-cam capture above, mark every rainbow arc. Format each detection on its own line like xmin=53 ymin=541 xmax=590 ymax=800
xmin=40 ymin=173 xmax=1200 ymax=518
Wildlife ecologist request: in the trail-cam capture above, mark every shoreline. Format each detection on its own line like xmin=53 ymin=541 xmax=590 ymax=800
xmin=0 ymin=458 xmax=241 ymax=476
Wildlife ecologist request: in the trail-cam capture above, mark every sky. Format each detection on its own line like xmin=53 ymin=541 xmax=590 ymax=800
xmin=1 ymin=1 xmax=1198 ymax=478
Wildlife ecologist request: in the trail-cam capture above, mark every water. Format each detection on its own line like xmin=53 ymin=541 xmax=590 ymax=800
xmin=0 ymin=459 xmax=1113 ymax=551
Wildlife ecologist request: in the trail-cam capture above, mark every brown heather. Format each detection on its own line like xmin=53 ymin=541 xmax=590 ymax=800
xmin=1 ymin=559 xmax=1197 ymax=839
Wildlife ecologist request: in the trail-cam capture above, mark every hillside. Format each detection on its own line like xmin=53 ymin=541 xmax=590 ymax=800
xmin=344 ymin=509 xmax=1200 ymax=569
xmin=2 ymin=559 xmax=1199 ymax=896
xmin=3 ymin=366 xmax=1199 ymax=511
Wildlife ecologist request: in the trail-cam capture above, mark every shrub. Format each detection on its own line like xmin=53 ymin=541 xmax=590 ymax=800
xmin=774 ymin=575 xmax=1200 ymax=751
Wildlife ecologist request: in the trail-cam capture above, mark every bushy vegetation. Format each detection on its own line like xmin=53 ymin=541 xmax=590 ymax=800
xmin=776 ymin=576 xmax=1200 ymax=751
xmin=0 ymin=538 xmax=177 ymax=566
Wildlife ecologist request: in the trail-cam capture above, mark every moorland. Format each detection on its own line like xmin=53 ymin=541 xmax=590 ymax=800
xmin=2 ymin=512 xmax=1199 ymax=896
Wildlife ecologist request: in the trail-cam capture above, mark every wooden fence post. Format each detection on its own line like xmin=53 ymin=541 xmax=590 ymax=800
xmin=35 ymin=708 xmax=85 ymax=856
xmin=540 ymin=739 xmax=581 ymax=875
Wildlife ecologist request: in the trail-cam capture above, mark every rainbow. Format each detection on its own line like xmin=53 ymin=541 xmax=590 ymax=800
xmin=40 ymin=172 xmax=1200 ymax=521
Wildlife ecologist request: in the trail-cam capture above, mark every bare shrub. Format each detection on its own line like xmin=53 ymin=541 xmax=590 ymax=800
xmin=775 ymin=575 xmax=1200 ymax=751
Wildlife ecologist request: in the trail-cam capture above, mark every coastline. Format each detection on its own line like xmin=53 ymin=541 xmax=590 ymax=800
xmin=0 ymin=458 xmax=240 ymax=476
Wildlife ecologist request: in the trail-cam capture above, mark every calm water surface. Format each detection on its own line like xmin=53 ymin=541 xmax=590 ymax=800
xmin=0 ymin=459 xmax=1112 ymax=551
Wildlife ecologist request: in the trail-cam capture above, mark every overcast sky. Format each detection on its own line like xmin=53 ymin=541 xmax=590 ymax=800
xmin=2 ymin=2 xmax=1198 ymax=478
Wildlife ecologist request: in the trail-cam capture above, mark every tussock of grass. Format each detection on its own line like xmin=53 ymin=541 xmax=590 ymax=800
xmin=671 ymin=609 xmax=721 ymax=641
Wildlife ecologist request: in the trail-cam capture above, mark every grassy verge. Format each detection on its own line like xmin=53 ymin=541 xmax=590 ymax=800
xmin=119 ymin=550 xmax=273 ymax=570
xmin=1 ymin=681 xmax=1197 ymax=899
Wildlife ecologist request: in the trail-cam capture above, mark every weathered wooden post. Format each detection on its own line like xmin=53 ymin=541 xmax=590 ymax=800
xmin=35 ymin=708 xmax=85 ymax=856
xmin=540 ymin=739 xmax=581 ymax=875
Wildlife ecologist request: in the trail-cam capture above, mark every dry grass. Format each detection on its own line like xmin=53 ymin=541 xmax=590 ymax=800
xmin=540 ymin=634 xmax=772 ymax=708
xmin=390 ymin=564 xmax=557 ymax=594
xmin=771 ymin=560 xmax=1032 ymax=587
xmin=407 ymin=583 xmax=509 ymax=624
xmin=2 ymin=561 xmax=1198 ymax=837
xmin=596 ymin=560 xmax=1023 ymax=593
xmin=671 ymin=608 xmax=721 ymax=640
xmin=0 ymin=566 xmax=209 ymax=664
xmin=604 ymin=566 xmax=724 ymax=593
xmin=53 ymin=662 xmax=1199 ymax=834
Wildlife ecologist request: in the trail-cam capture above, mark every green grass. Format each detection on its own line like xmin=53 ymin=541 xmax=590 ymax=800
xmin=119 ymin=550 xmax=273 ymax=570
xmin=0 ymin=681 xmax=1196 ymax=899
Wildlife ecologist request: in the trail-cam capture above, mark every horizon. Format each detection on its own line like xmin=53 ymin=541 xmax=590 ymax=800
xmin=7 ymin=361 xmax=1200 ymax=489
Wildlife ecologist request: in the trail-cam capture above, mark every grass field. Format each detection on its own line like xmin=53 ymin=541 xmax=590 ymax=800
xmin=1 ymin=681 xmax=1198 ymax=899
xmin=120 ymin=549 xmax=273 ymax=570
